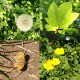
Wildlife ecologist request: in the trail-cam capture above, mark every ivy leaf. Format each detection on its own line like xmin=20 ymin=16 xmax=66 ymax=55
xmin=45 ymin=2 xmax=79 ymax=32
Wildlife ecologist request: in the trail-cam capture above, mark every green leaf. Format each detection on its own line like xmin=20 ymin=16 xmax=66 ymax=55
xmin=65 ymin=28 xmax=79 ymax=35
xmin=73 ymin=2 xmax=80 ymax=7
xmin=45 ymin=2 xmax=59 ymax=31
xmin=58 ymin=2 xmax=72 ymax=27
xmin=0 ymin=0 xmax=7 ymax=4
xmin=48 ymin=2 xmax=58 ymax=19
xmin=0 ymin=70 xmax=11 ymax=80
xmin=0 ymin=11 xmax=6 ymax=19
xmin=45 ymin=2 xmax=79 ymax=32
xmin=45 ymin=24 xmax=58 ymax=31
xmin=60 ymin=12 xmax=79 ymax=29
xmin=45 ymin=18 xmax=58 ymax=28
xmin=13 ymin=32 xmax=23 ymax=40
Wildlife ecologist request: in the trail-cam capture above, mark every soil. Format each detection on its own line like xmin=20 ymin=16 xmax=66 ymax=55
xmin=0 ymin=41 xmax=39 ymax=80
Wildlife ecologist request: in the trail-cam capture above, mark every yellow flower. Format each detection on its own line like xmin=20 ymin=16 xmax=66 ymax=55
xmin=43 ymin=58 xmax=61 ymax=70
xmin=43 ymin=60 xmax=54 ymax=70
xmin=52 ymin=58 xmax=60 ymax=66
xmin=54 ymin=48 xmax=64 ymax=55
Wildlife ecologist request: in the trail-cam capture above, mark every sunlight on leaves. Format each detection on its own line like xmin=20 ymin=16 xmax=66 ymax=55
xmin=45 ymin=2 xmax=79 ymax=33
xmin=0 ymin=0 xmax=7 ymax=4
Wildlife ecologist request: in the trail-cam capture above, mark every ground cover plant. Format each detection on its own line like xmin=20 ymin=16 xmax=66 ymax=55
xmin=0 ymin=0 xmax=80 ymax=80
xmin=40 ymin=0 xmax=80 ymax=80
xmin=0 ymin=0 xmax=40 ymax=40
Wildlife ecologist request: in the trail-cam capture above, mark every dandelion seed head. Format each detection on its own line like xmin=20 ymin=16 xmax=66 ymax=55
xmin=16 ymin=14 xmax=33 ymax=32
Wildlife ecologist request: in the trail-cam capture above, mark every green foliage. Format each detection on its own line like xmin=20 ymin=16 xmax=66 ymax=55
xmin=0 ymin=0 xmax=80 ymax=80
xmin=45 ymin=2 xmax=79 ymax=34
xmin=0 ymin=0 xmax=7 ymax=4
xmin=40 ymin=41 xmax=80 ymax=80
xmin=0 ymin=0 xmax=40 ymax=79
xmin=0 ymin=0 xmax=40 ymax=40
xmin=40 ymin=0 xmax=80 ymax=80
xmin=65 ymin=28 xmax=79 ymax=35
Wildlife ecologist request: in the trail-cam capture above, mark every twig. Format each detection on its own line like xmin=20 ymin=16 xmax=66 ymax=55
xmin=28 ymin=73 xmax=39 ymax=79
